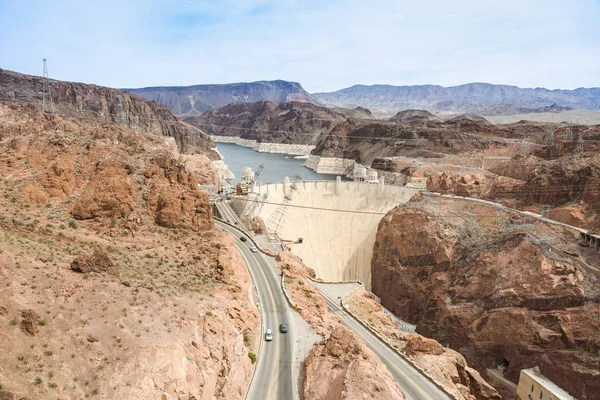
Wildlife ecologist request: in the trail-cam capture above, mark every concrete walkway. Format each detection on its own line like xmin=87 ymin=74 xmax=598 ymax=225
xmin=310 ymin=281 xmax=362 ymax=302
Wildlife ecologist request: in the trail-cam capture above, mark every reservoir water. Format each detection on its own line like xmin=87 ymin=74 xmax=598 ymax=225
xmin=216 ymin=143 xmax=342 ymax=183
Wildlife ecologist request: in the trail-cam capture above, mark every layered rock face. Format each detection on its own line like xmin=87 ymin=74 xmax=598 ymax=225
xmin=371 ymin=201 xmax=600 ymax=399
xmin=185 ymin=100 xmax=345 ymax=146
xmin=311 ymin=120 xmax=489 ymax=166
xmin=0 ymin=68 xmax=217 ymax=157
xmin=0 ymin=101 xmax=258 ymax=399
xmin=125 ymin=80 xmax=321 ymax=115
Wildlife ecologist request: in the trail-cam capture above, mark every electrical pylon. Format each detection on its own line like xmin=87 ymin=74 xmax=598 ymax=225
xmin=42 ymin=58 xmax=55 ymax=115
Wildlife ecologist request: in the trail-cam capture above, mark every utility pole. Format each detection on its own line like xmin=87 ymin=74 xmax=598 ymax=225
xmin=42 ymin=58 xmax=55 ymax=116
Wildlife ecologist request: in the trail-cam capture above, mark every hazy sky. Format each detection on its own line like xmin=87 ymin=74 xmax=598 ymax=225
xmin=0 ymin=0 xmax=598 ymax=92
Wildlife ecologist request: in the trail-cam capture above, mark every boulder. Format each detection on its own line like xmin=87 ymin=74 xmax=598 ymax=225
xmin=70 ymin=250 xmax=115 ymax=275
xmin=19 ymin=309 xmax=39 ymax=336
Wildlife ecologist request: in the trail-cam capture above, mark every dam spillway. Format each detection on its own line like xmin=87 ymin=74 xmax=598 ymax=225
xmin=233 ymin=179 xmax=418 ymax=288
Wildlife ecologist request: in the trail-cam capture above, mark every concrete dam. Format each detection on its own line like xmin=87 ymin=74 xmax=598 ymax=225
xmin=233 ymin=179 xmax=418 ymax=288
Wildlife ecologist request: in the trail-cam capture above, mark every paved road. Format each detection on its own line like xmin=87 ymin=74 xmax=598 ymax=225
xmin=317 ymin=289 xmax=452 ymax=400
xmin=215 ymin=221 xmax=297 ymax=400
xmin=215 ymin=199 xmax=247 ymax=230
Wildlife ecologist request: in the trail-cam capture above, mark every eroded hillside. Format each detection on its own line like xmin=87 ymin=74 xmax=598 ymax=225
xmin=0 ymin=102 xmax=259 ymax=399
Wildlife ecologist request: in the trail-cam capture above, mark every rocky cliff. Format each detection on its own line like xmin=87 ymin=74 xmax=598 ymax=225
xmin=0 ymin=101 xmax=259 ymax=399
xmin=125 ymin=80 xmax=321 ymax=115
xmin=185 ymin=100 xmax=345 ymax=146
xmin=371 ymin=197 xmax=600 ymax=399
xmin=0 ymin=68 xmax=217 ymax=158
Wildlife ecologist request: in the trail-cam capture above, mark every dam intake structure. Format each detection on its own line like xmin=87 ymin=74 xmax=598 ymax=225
xmin=231 ymin=178 xmax=418 ymax=288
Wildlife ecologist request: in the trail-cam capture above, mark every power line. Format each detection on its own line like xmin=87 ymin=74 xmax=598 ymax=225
xmin=216 ymin=193 xmax=586 ymax=218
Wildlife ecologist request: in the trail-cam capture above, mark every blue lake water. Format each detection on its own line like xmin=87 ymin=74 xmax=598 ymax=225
xmin=216 ymin=143 xmax=342 ymax=183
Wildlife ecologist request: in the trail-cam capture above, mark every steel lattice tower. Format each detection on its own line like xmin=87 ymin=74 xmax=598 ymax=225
xmin=267 ymin=177 xmax=302 ymax=236
xmin=42 ymin=58 xmax=55 ymax=115
xmin=575 ymin=133 xmax=585 ymax=154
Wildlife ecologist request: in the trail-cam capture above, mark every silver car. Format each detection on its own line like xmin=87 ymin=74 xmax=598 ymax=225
xmin=265 ymin=328 xmax=273 ymax=341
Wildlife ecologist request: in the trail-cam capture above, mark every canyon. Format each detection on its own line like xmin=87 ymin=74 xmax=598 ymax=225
xmin=3 ymin=65 xmax=600 ymax=400
xmin=196 ymin=98 xmax=599 ymax=399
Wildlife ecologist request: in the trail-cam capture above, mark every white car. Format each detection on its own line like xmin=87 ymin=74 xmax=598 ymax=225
xmin=265 ymin=328 xmax=273 ymax=341
xmin=250 ymin=247 xmax=258 ymax=253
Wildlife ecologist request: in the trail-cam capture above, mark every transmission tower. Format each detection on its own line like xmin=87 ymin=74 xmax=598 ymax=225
xmin=564 ymin=127 xmax=573 ymax=142
xmin=545 ymin=126 xmax=555 ymax=147
xmin=519 ymin=140 xmax=530 ymax=155
xmin=267 ymin=175 xmax=302 ymax=235
xmin=412 ymin=130 xmax=425 ymax=147
xmin=42 ymin=58 xmax=55 ymax=115
xmin=243 ymin=193 xmax=267 ymax=217
xmin=575 ymin=133 xmax=584 ymax=154
xmin=541 ymin=205 xmax=551 ymax=218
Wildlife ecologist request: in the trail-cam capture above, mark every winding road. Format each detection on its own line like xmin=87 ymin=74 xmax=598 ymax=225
xmin=215 ymin=221 xmax=297 ymax=400
xmin=317 ymin=290 xmax=452 ymax=400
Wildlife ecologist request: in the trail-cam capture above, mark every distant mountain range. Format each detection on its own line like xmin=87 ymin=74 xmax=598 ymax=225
xmin=313 ymin=83 xmax=600 ymax=115
xmin=125 ymin=81 xmax=600 ymax=117
xmin=124 ymin=80 xmax=320 ymax=116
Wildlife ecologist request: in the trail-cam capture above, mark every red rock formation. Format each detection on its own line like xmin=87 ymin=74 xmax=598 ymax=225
xmin=72 ymin=166 xmax=136 ymax=219
xmin=371 ymin=206 xmax=600 ymax=399
xmin=145 ymin=157 xmax=213 ymax=231
xmin=303 ymin=326 xmax=406 ymax=400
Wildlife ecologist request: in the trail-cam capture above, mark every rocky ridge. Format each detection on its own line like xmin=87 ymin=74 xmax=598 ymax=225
xmin=125 ymin=80 xmax=321 ymax=115
xmin=0 ymin=68 xmax=217 ymax=158
xmin=313 ymin=82 xmax=600 ymax=115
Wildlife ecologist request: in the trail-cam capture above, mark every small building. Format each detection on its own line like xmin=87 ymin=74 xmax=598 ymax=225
xmin=354 ymin=166 xmax=367 ymax=182
xmin=241 ymin=167 xmax=255 ymax=184
xmin=405 ymin=176 xmax=427 ymax=189
xmin=366 ymin=170 xmax=379 ymax=184
xmin=516 ymin=367 xmax=575 ymax=400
